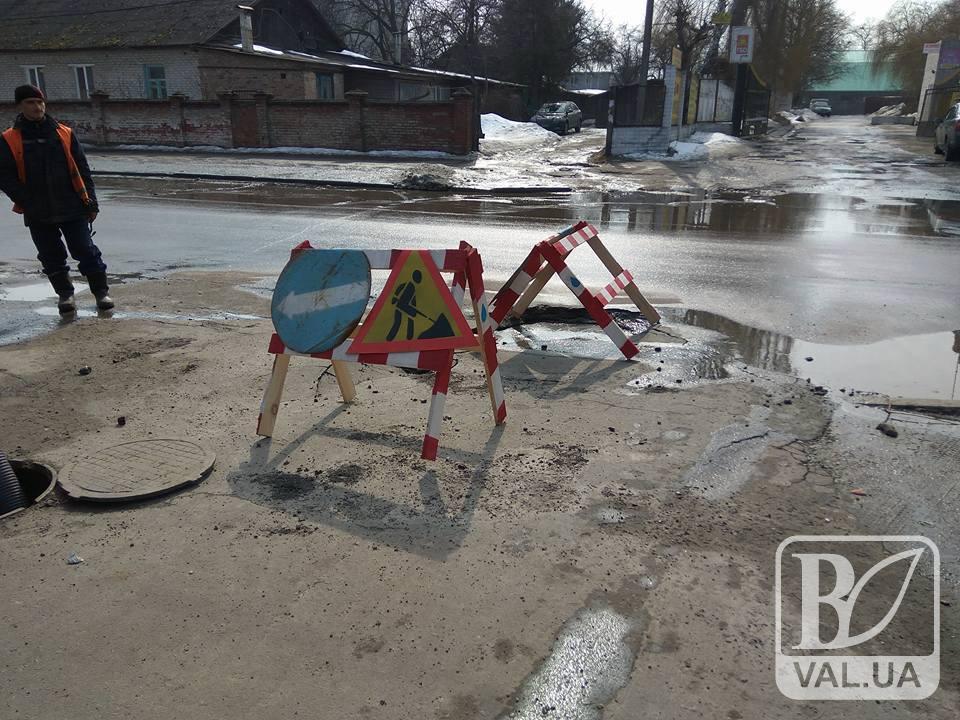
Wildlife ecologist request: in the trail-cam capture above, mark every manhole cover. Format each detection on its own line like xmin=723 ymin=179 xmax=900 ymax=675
xmin=58 ymin=439 xmax=215 ymax=502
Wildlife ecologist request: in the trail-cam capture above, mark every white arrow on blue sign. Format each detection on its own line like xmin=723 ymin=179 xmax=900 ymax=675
xmin=271 ymin=249 xmax=372 ymax=354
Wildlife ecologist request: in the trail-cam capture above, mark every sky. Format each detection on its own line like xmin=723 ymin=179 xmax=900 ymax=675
xmin=585 ymin=0 xmax=902 ymax=28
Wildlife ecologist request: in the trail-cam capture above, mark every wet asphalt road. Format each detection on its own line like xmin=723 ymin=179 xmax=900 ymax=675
xmin=3 ymin=178 xmax=958 ymax=341
xmin=1 ymin=117 xmax=959 ymax=397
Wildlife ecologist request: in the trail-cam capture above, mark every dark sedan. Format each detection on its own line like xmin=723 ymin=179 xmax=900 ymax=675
xmin=531 ymin=102 xmax=582 ymax=135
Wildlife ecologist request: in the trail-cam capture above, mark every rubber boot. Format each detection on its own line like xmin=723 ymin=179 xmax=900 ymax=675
xmin=48 ymin=271 xmax=76 ymax=315
xmin=86 ymin=271 xmax=115 ymax=311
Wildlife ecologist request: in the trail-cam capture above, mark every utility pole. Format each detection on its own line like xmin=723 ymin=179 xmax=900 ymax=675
xmin=636 ymin=0 xmax=655 ymax=123
xmin=729 ymin=0 xmax=749 ymax=137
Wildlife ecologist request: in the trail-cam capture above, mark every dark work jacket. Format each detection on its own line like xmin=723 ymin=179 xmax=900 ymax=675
xmin=0 ymin=113 xmax=99 ymax=226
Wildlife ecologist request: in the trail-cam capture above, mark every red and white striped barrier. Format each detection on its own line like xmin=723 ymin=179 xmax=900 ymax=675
xmin=489 ymin=221 xmax=660 ymax=359
xmin=258 ymin=242 xmax=505 ymax=461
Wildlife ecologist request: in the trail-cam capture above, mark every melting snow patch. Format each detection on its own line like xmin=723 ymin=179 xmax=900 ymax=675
xmin=688 ymin=131 xmax=741 ymax=146
xmin=481 ymin=114 xmax=557 ymax=141
xmin=668 ymin=141 xmax=709 ymax=160
xmin=232 ymin=43 xmax=285 ymax=56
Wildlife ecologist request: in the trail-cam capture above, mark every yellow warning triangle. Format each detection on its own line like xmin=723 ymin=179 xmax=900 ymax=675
xmin=350 ymin=250 xmax=475 ymax=353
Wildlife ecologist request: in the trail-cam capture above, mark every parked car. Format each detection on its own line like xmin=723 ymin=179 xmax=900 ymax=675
xmin=531 ymin=102 xmax=582 ymax=135
xmin=810 ymin=100 xmax=832 ymax=117
xmin=934 ymin=103 xmax=960 ymax=161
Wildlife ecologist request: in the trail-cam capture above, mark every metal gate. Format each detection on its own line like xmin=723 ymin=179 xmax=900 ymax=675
xmin=917 ymin=86 xmax=960 ymax=137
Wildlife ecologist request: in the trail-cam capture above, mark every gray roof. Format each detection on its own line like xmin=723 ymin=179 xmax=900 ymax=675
xmin=0 ymin=0 xmax=275 ymax=51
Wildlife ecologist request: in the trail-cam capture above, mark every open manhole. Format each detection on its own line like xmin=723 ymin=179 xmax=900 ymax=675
xmin=0 ymin=459 xmax=57 ymax=520
xmin=58 ymin=438 xmax=215 ymax=503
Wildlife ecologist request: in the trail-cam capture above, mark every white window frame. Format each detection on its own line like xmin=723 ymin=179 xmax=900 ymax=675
xmin=71 ymin=64 xmax=95 ymax=100
xmin=22 ymin=66 xmax=46 ymax=94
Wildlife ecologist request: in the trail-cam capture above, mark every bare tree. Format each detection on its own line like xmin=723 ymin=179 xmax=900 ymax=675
xmin=413 ymin=0 xmax=500 ymax=72
xmin=610 ymin=25 xmax=645 ymax=85
xmin=873 ymin=0 xmax=960 ymax=101
xmin=487 ymin=0 xmax=613 ymax=106
xmin=746 ymin=0 xmax=850 ymax=96
xmin=847 ymin=21 xmax=875 ymax=51
xmin=324 ymin=0 xmax=417 ymax=62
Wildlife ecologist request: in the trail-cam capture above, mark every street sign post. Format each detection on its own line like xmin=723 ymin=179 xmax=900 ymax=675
xmin=730 ymin=26 xmax=754 ymax=64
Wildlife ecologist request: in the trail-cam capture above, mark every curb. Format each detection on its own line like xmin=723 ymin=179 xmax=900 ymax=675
xmin=91 ymin=170 xmax=572 ymax=195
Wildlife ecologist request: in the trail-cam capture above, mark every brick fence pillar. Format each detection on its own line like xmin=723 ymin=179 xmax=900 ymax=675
xmin=217 ymin=92 xmax=235 ymax=148
xmin=451 ymin=89 xmax=474 ymax=155
xmin=345 ymin=90 xmax=368 ymax=152
xmin=90 ymin=90 xmax=109 ymax=145
xmin=254 ymin=92 xmax=273 ymax=148
xmin=169 ymin=93 xmax=187 ymax=147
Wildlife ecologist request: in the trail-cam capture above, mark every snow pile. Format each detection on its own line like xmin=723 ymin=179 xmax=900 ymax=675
xmin=666 ymin=141 xmax=709 ymax=160
xmin=481 ymin=114 xmax=557 ymax=141
xmin=871 ymin=103 xmax=908 ymax=117
xmin=688 ymin=131 xmax=742 ymax=146
xmin=773 ymin=109 xmax=817 ymax=125
xmin=773 ymin=110 xmax=798 ymax=125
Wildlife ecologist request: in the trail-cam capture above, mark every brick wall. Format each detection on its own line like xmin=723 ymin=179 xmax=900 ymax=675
xmin=0 ymin=95 xmax=232 ymax=148
xmin=0 ymin=89 xmax=474 ymax=154
xmin=0 ymin=48 xmax=202 ymax=102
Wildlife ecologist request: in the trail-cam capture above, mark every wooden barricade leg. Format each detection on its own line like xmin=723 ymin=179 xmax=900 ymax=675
xmin=463 ymin=243 xmax=507 ymax=424
xmin=421 ymin=351 xmax=454 ymax=460
xmin=509 ymin=258 xmax=555 ymax=318
xmin=586 ymin=235 xmax=661 ymax=324
xmin=257 ymin=353 xmax=291 ymax=436
xmin=489 ymin=245 xmax=545 ymax=325
xmin=539 ymin=242 xmax=640 ymax=360
xmin=331 ymin=360 xmax=356 ymax=403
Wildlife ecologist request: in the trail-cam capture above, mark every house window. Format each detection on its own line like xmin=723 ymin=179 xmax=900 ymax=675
xmin=72 ymin=65 xmax=95 ymax=100
xmin=23 ymin=66 xmax=45 ymax=93
xmin=144 ymin=65 xmax=167 ymax=100
xmin=316 ymin=73 xmax=334 ymax=100
xmin=399 ymin=82 xmax=449 ymax=102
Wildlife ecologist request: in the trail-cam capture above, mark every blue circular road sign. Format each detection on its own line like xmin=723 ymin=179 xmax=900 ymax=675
xmin=271 ymin=249 xmax=372 ymax=354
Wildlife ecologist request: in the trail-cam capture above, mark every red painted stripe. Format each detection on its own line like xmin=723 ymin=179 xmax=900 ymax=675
xmin=268 ymin=334 xmax=286 ymax=354
xmin=466 ymin=250 xmax=484 ymax=301
xmin=491 ymin=289 xmax=519 ymax=323
xmin=521 ymin=252 xmax=543 ymax=276
xmin=421 ymin=435 xmax=439 ymax=460
xmin=495 ymin=402 xmax=507 ymax=424
xmin=432 ymin=369 xmax=451 ymax=395
xmin=620 ymin=340 xmax=639 ymax=359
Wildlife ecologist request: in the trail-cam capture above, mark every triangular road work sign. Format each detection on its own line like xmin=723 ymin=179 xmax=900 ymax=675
xmin=350 ymin=250 xmax=476 ymax=353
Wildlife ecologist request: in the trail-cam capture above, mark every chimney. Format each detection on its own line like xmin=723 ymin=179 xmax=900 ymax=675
xmin=392 ymin=31 xmax=402 ymax=65
xmin=238 ymin=5 xmax=254 ymax=52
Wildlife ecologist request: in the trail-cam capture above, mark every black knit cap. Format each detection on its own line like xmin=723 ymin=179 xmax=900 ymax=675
xmin=15 ymin=85 xmax=45 ymax=103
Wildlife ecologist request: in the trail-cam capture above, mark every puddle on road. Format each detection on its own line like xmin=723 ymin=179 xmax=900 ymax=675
xmin=673 ymin=308 xmax=960 ymax=400
xmin=0 ymin=282 xmax=57 ymax=302
xmin=99 ymin=177 xmax=960 ymax=238
xmin=392 ymin=189 xmax=960 ymax=238
xmin=495 ymin=305 xmax=958 ymax=401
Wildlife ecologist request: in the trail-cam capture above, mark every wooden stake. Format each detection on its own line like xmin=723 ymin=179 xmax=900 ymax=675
xmin=256 ymin=354 xmax=291 ymax=437
xmin=587 ymin=235 xmax=661 ymax=324
xmin=332 ymin=360 xmax=356 ymax=402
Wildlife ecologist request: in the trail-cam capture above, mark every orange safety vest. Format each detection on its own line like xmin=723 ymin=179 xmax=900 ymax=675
xmin=1 ymin=123 xmax=91 ymax=214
